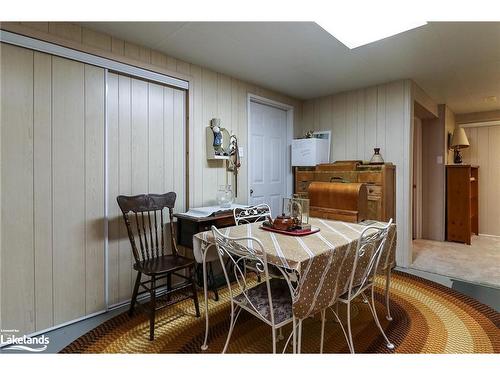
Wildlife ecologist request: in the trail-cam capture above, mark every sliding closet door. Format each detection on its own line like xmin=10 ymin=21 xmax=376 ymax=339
xmin=107 ymin=72 xmax=186 ymax=306
xmin=1 ymin=43 xmax=35 ymax=335
xmin=0 ymin=43 xmax=105 ymax=334
xmin=1 ymin=43 xmax=186 ymax=334
xmin=51 ymin=57 xmax=105 ymax=325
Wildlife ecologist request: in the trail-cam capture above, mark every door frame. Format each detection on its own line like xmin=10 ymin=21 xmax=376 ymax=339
xmin=246 ymin=93 xmax=294 ymax=207
xmin=412 ymin=116 xmax=423 ymax=239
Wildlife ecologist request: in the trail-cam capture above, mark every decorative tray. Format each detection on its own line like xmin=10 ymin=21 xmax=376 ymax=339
xmin=259 ymin=225 xmax=320 ymax=236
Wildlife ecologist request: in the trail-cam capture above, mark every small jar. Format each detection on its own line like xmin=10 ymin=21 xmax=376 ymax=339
xmin=369 ymin=148 xmax=384 ymax=164
xmin=217 ymin=185 xmax=234 ymax=208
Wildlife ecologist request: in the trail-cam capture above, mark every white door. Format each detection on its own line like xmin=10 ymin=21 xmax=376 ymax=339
xmin=249 ymin=100 xmax=288 ymax=216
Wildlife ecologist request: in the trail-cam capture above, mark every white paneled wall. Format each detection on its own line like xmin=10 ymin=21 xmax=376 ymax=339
xmin=4 ymin=22 xmax=303 ymax=208
xmin=106 ymin=72 xmax=186 ymax=306
xmin=462 ymin=125 xmax=500 ymax=236
xmin=300 ymin=80 xmax=413 ymax=266
xmin=1 ymin=44 xmax=106 ymax=334
xmin=0 ymin=23 xmax=303 ymax=336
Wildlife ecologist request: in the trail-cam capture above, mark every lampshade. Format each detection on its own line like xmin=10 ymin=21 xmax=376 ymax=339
xmin=451 ymin=127 xmax=470 ymax=149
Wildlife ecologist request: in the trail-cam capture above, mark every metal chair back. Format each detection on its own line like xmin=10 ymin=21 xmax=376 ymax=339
xmin=233 ymin=204 xmax=272 ymax=225
xmin=347 ymin=219 xmax=393 ymax=299
xmin=213 ymin=226 xmax=282 ymax=326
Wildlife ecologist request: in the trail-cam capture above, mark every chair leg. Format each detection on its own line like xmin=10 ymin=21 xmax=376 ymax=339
xmin=129 ymin=271 xmax=141 ymax=317
xmin=346 ymin=300 xmax=355 ymax=353
xmin=320 ymin=309 xmax=326 ymax=353
xmin=366 ymin=290 xmax=394 ymax=350
xmin=272 ymin=327 xmax=277 ymax=354
xmin=278 ymin=327 xmax=284 ymax=341
xmin=190 ymin=270 xmax=201 ymax=318
xmin=149 ymin=275 xmax=156 ymax=341
xmin=297 ymin=319 xmax=303 ymax=354
xmin=222 ymin=304 xmax=240 ymax=354
xmin=166 ymin=273 xmax=172 ymax=302
xmin=209 ymin=262 xmax=219 ymax=301
xmin=385 ymin=268 xmax=393 ymax=321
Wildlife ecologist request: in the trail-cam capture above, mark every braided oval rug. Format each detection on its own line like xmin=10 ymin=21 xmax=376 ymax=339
xmin=61 ymin=271 xmax=499 ymax=354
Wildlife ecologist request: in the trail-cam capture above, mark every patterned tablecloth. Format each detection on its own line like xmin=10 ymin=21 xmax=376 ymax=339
xmin=193 ymin=217 xmax=396 ymax=320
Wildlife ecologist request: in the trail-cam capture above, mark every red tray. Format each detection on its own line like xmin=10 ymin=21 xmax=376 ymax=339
xmin=259 ymin=225 xmax=320 ymax=236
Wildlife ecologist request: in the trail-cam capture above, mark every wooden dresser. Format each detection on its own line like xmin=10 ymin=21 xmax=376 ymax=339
xmin=294 ymin=161 xmax=396 ymax=222
xmin=446 ymin=165 xmax=479 ymax=245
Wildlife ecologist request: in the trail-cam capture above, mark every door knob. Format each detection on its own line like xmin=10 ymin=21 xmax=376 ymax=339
xmin=250 ymin=189 xmax=254 ymax=195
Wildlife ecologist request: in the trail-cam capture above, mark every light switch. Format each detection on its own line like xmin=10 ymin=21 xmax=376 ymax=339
xmin=238 ymin=147 xmax=244 ymax=158
xmin=437 ymin=155 xmax=443 ymax=164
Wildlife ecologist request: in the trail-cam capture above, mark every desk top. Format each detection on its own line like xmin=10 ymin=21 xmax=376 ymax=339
xmin=174 ymin=204 xmax=248 ymax=222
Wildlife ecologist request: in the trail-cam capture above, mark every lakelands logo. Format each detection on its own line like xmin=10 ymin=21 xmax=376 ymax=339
xmin=0 ymin=329 xmax=49 ymax=352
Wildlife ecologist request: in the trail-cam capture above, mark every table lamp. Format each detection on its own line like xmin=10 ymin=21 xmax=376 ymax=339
xmin=451 ymin=127 xmax=469 ymax=164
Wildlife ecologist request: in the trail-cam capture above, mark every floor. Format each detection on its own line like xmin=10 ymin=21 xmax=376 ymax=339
xmin=2 ymin=266 xmax=498 ymax=354
xmin=411 ymin=235 xmax=500 ymax=289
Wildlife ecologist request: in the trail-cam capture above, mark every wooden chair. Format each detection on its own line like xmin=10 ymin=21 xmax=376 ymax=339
xmin=117 ymin=192 xmax=200 ymax=341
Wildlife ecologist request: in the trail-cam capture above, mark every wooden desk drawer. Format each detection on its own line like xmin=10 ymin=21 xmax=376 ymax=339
xmin=296 ymin=180 xmax=311 ymax=192
xmin=358 ymin=172 xmax=382 ymax=184
xmin=314 ymin=171 xmax=357 ymax=183
xmin=366 ymin=184 xmax=382 ymax=196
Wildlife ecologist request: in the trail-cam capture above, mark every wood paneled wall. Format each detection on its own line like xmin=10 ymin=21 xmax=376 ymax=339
xmin=4 ymin=22 xmax=302 ymax=207
xmin=107 ymin=72 xmax=186 ymax=306
xmin=1 ymin=44 xmax=105 ymax=334
xmin=421 ymin=105 xmax=446 ymax=241
xmin=0 ymin=22 xmax=302 ymax=334
xmin=462 ymin=125 xmax=500 ymax=236
xmin=299 ymin=80 xmax=413 ymax=266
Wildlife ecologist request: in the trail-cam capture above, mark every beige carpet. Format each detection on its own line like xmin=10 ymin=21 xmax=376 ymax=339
xmin=412 ymin=235 xmax=500 ymax=288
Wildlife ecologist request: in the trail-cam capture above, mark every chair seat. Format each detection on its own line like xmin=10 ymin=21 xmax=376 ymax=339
xmin=245 ymin=261 xmax=284 ymax=279
xmin=338 ymin=282 xmax=372 ymax=302
xmin=234 ymin=278 xmax=293 ymax=325
xmin=134 ymin=254 xmax=195 ymax=275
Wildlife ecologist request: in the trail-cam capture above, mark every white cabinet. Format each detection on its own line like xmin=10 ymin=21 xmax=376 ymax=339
xmin=291 ymin=138 xmax=330 ymax=166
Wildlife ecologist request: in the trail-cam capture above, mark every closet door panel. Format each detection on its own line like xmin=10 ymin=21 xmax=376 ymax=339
xmin=33 ymin=51 xmax=54 ymax=331
xmin=107 ymin=72 xmax=120 ymax=306
xmin=117 ymin=74 xmax=133 ymax=302
xmin=84 ymin=65 xmax=105 ymax=314
xmin=173 ymin=89 xmax=186 ymax=213
xmin=148 ymin=82 xmax=165 ymax=193
xmin=52 ymin=56 xmax=86 ymax=325
xmin=0 ymin=44 xmax=35 ymax=335
xmin=106 ymin=73 xmax=187 ymax=305
xmin=164 ymin=87 xmax=175 ymax=194
xmin=131 ymin=78 xmax=149 ymax=195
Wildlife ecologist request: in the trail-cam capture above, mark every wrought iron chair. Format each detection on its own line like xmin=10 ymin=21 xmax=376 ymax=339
xmin=379 ymin=230 xmax=397 ymax=322
xmin=233 ymin=204 xmax=272 ymax=225
xmin=117 ymin=192 xmax=200 ymax=341
xmin=212 ymin=226 xmax=296 ymax=353
xmin=319 ymin=219 xmax=394 ymax=353
xmin=233 ymin=204 xmax=272 ymax=282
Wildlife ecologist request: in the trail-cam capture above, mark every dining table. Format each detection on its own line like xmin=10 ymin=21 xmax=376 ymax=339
xmin=192 ymin=217 xmax=397 ymax=351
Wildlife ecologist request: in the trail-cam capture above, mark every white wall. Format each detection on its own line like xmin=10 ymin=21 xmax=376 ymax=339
xmin=462 ymin=124 xmax=500 ymax=236
xmin=3 ymin=22 xmax=303 ymax=209
xmin=300 ymin=80 xmax=413 ymax=266
xmin=0 ymin=22 xmax=303 ymax=336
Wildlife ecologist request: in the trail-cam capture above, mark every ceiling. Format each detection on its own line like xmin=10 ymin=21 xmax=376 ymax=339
xmin=82 ymin=22 xmax=500 ymax=114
